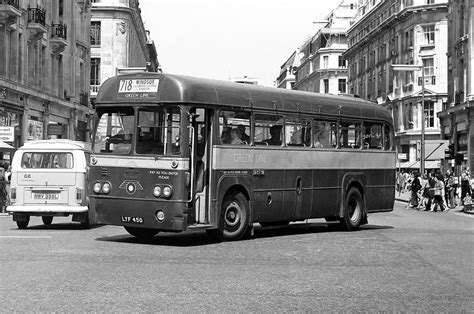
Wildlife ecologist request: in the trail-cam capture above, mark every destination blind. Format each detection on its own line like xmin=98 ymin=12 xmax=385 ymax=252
xmin=117 ymin=78 xmax=159 ymax=98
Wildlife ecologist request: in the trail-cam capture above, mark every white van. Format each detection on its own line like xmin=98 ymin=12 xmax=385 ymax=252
xmin=7 ymin=140 xmax=91 ymax=229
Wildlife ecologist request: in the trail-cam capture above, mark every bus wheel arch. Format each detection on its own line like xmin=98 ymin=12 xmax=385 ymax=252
xmin=340 ymin=186 xmax=365 ymax=231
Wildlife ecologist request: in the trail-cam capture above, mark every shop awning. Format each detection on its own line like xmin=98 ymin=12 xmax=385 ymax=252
xmin=0 ymin=141 xmax=14 ymax=150
xmin=397 ymin=160 xmax=441 ymax=169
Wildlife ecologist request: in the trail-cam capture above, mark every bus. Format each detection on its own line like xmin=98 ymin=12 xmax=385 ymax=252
xmin=89 ymin=72 xmax=395 ymax=241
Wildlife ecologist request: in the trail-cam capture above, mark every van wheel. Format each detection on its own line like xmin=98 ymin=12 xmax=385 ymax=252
xmin=42 ymin=216 xmax=53 ymax=225
xmin=16 ymin=217 xmax=30 ymax=229
xmin=340 ymin=187 xmax=363 ymax=231
xmin=124 ymin=227 xmax=159 ymax=241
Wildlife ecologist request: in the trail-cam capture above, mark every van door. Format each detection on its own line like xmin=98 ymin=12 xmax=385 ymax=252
xmin=190 ymin=107 xmax=213 ymax=224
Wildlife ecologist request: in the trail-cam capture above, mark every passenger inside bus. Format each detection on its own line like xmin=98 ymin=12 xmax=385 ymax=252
xmin=237 ymin=125 xmax=250 ymax=143
xmin=220 ymin=127 xmax=231 ymax=144
xmin=263 ymin=125 xmax=282 ymax=146
xmin=230 ymin=128 xmax=244 ymax=145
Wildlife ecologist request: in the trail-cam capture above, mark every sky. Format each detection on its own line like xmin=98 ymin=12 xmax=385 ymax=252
xmin=139 ymin=0 xmax=339 ymax=87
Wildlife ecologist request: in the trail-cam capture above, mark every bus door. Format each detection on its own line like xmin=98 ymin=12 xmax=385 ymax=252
xmin=190 ymin=107 xmax=213 ymax=224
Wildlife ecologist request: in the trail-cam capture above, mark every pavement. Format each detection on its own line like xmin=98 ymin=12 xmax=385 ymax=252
xmin=395 ymin=189 xmax=474 ymax=216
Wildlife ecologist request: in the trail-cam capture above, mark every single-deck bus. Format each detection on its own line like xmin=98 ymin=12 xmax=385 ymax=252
xmin=89 ymin=73 xmax=395 ymax=241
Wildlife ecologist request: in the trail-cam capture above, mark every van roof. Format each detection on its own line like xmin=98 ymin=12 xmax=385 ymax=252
xmin=19 ymin=140 xmax=91 ymax=151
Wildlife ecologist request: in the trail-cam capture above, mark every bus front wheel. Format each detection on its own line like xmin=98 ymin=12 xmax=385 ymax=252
xmin=208 ymin=192 xmax=250 ymax=242
xmin=124 ymin=227 xmax=159 ymax=241
xmin=340 ymin=187 xmax=363 ymax=231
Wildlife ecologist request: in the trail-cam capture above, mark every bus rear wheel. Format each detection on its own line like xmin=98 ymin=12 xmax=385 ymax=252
xmin=340 ymin=187 xmax=363 ymax=231
xmin=42 ymin=216 xmax=53 ymax=225
xmin=124 ymin=227 xmax=159 ymax=241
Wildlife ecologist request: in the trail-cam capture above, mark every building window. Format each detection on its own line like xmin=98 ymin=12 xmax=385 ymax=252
xmin=323 ymin=56 xmax=329 ymax=69
xmin=423 ymin=58 xmax=434 ymax=76
xmin=423 ymin=25 xmax=435 ymax=45
xmin=90 ymin=21 xmax=101 ymax=46
xmin=338 ymin=56 xmax=346 ymax=68
xmin=338 ymin=79 xmax=346 ymax=94
xmin=90 ymin=58 xmax=100 ymax=86
xmin=424 ymin=101 xmax=434 ymax=128
xmin=323 ymin=79 xmax=329 ymax=93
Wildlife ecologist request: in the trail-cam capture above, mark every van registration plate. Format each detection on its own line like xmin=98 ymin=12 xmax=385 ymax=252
xmin=33 ymin=193 xmax=59 ymax=200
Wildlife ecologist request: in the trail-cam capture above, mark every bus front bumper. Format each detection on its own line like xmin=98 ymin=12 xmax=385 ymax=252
xmin=90 ymin=197 xmax=188 ymax=232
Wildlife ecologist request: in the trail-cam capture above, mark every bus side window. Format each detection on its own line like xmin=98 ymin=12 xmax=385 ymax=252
xmin=363 ymin=122 xmax=383 ymax=150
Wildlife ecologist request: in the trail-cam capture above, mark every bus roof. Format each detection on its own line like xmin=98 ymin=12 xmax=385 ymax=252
xmin=19 ymin=140 xmax=91 ymax=151
xmin=97 ymin=73 xmax=392 ymax=123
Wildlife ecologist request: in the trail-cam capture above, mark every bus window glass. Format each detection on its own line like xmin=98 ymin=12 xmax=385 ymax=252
xmin=339 ymin=121 xmax=361 ymax=149
xmin=21 ymin=152 xmax=73 ymax=169
xmin=136 ymin=107 xmax=181 ymax=155
xmin=254 ymin=114 xmax=283 ymax=146
xmin=285 ymin=117 xmax=311 ymax=147
xmin=94 ymin=108 xmax=134 ymax=154
xmin=363 ymin=122 xmax=383 ymax=150
xmin=383 ymin=124 xmax=391 ymax=150
xmin=313 ymin=120 xmax=337 ymax=148
xmin=219 ymin=110 xmax=250 ymax=145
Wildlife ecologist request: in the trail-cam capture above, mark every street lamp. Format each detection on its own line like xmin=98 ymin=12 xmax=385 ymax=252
xmin=391 ymin=64 xmax=425 ymax=174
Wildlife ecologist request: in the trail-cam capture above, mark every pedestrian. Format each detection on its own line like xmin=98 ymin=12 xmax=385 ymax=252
xmin=432 ymin=173 xmax=448 ymax=212
xmin=409 ymin=171 xmax=422 ymax=208
xmin=444 ymin=169 xmax=456 ymax=208
xmin=422 ymin=172 xmax=436 ymax=211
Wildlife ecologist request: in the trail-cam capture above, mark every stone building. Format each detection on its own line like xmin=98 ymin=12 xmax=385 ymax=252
xmin=0 ymin=0 xmax=92 ymax=159
xmin=276 ymin=51 xmax=299 ymax=90
xmin=294 ymin=0 xmax=358 ymax=94
xmin=438 ymin=0 xmax=474 ymax=175
xmin=89 ymin=0 xmax=160 ymax=102
xmin=344 ymin=0 xmax=449 ymax=172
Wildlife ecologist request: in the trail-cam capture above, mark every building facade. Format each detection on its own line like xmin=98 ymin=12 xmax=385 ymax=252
xmin=438 ymin=0 xmax=474 ymax=176
xmin=89 ymin=0 xmax=160 ymax=102
xmin=344 ymin=0 xmax=449 ymax=171
xmin=276 ymin=51 xmax=299 ymax=89
xmin=294 ymin=0 xmax=358 ymax=94
xmin=0 ymin=0 xmax=92 ymax=164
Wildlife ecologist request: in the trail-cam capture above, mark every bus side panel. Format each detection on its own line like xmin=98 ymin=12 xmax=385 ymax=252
xmin=312 ymin=169 xmax=340 ymax=218
xmin=252 ymin=169 xmax=285 ymax=223
xmin=282 ymin=169 xmax=313 ymax=220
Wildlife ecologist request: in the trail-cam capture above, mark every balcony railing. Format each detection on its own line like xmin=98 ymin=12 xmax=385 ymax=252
xmin=0 ymin=0 xmax=19 ymax=8
xmin=27 ymin=6 xmax=46 ymax=26
xmin=51 ymin=22 xmax=67 ymax=40
xmin=90 ymin=85 xmax=100 ymax=96
xmin=418 ymin=75 xmax=436 ymax=86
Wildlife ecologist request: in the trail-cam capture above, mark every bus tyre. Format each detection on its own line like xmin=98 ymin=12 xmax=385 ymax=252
xmin=124 ymin=227 xmax=159 ymax=241
xmin=42 ymin=216 xmax=53 ymax=225
xmin=340 ymin=187 xmax=363 ymax=231
xmin=16 ymin=217 xmax=30 ymax=229
xmin=220 ymin=192 xmax=250 ymax=241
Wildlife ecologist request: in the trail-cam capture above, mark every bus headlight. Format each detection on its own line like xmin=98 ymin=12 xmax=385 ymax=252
xmin=152 ymin=185 xmax=162 ymax=198
xmin=93 ymin=182 xmax=102 ymax=194
xmin=162 ymin=185 xmax=173 ymax=198
xmin=102 ymin=182 xmax=111 ymax=194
